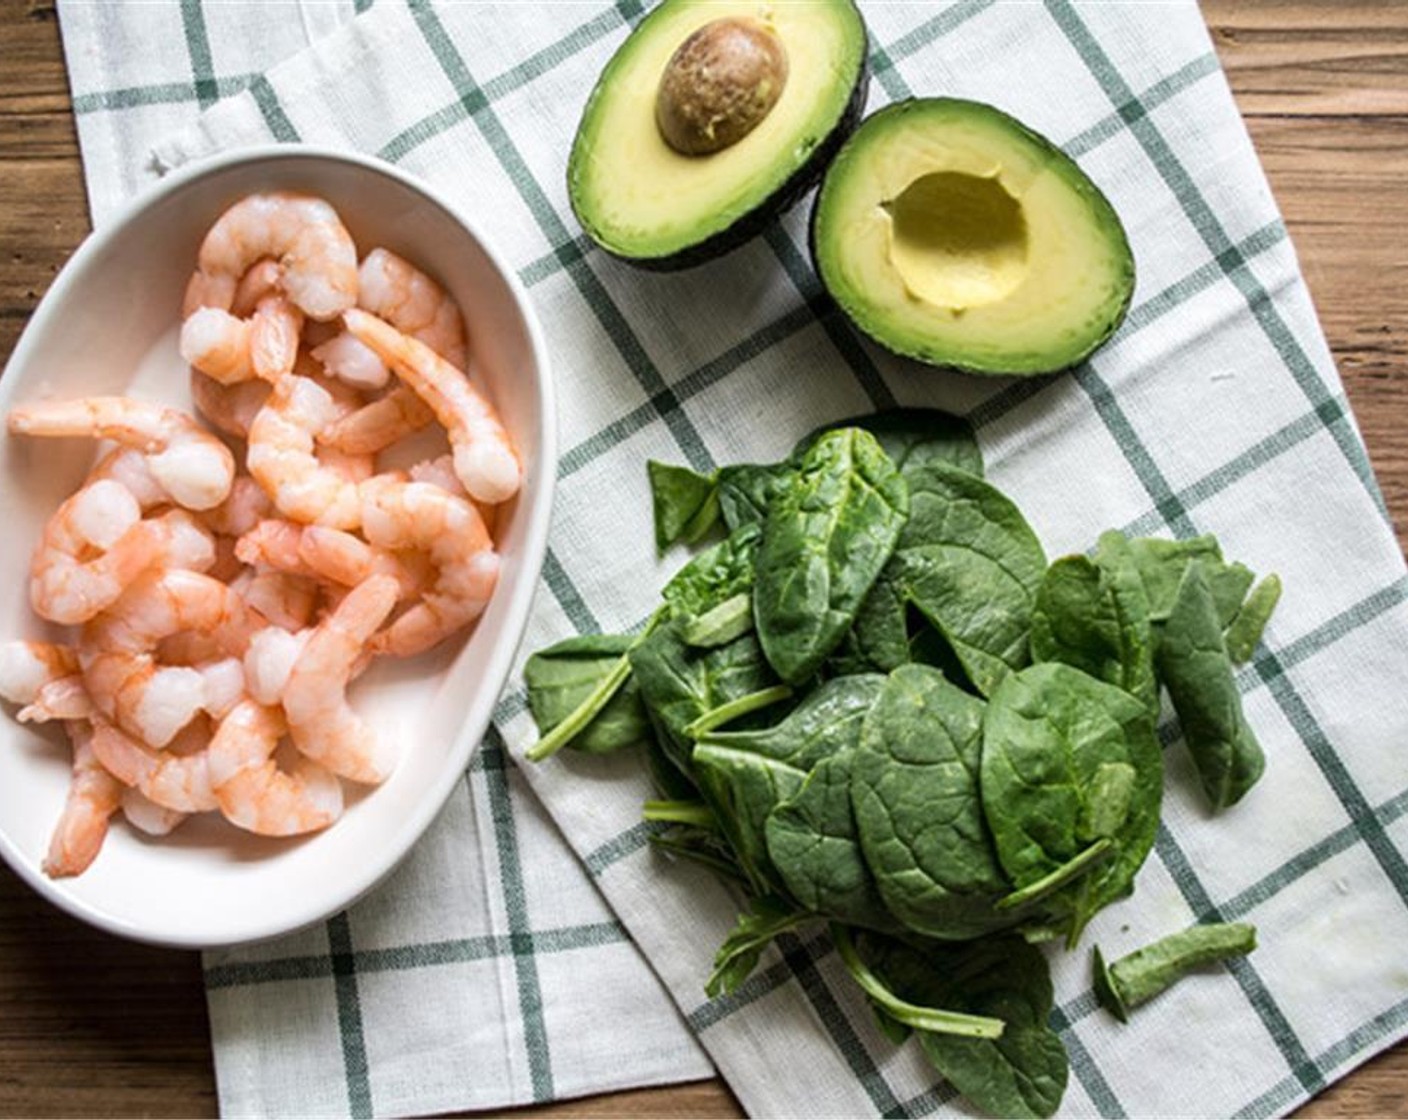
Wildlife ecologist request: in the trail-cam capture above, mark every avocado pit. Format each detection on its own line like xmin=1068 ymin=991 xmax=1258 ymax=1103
xmin=883 ymin=171 xmax=1029 ymax=312
xmin=655 ymin=17 xmax=789 ymax=156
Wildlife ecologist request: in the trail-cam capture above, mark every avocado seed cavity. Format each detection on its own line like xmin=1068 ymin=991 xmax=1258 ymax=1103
xmin=883 ymin=172 xmax=1030 ymax=312
xmin=656 ymin=17 xmax=788 ymax=157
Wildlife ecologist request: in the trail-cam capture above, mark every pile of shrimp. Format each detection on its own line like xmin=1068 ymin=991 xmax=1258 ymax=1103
xmin=0 ymin=191 xmax=519 ymax=878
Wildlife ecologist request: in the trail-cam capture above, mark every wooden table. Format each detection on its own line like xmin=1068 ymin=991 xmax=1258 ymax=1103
xmin=2 ymin=1 xmax=1405 ymax=1116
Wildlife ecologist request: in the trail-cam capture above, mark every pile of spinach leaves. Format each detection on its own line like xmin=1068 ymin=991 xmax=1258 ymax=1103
xmin=522 ymin=408 xmax=1281 ymax=1119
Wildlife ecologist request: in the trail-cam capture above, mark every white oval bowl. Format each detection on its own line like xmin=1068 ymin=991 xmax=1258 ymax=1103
xmin=0 ymin=147 xmax=555 ymax=948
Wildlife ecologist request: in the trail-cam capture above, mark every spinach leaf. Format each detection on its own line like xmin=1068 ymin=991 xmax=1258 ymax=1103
xmin=693 ymin=741 xmax=808 ymax=894
xmin=881 ymin=463 xmax=1047 ymax=697
xmin=1224 ymin=574 xmax=1282 ymax=664
xmin=628 ymin=623 xmax=778 ymax=777
xmin=755 ymin=428 xmax=909 ymax=684
xmin=851 ymin=664 xmax=1014 ymax=940
xmin=1030 ymin=534 xmax=1157 ymax=712
xmin=1127 ymin=535 xmax=1255 ymax=625
xmin=717 ymin=461 xmax=794 ymax=532
xmin=1156 ymin=562 xmax=1266 ymax=809
xmin=766 ymin=747 xmax=902 ymax=933
xmin=662 ymin=523 xmax=760 ymax=620
xmin=793 ymin=407 xmax=984 ymax=481
xmin=698 ymin=674 xmax=885 ymax=771
xmin=647 ymin=460 xmax=719 ymax=551
xmin=854 ymin=930 xmax=1069 ymax=1119
xmin=706 ymin=895 xmax=809 ymax=997
xmin=682 ymin=593 xmax=753 ymax=648
xmin=1094 ymin=921 xmax=1256 ymax=1022
xmin=524 ymin=632 xmax=655 ymax=759
xmin=981 ymin=662 xmax=1162 ymax=941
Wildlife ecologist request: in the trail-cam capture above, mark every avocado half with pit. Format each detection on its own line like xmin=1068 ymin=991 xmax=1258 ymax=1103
xmin=567 ymin=0 xmax=868 ymax=270
xmin=811 ymin=98 xmax=1135 ymax=375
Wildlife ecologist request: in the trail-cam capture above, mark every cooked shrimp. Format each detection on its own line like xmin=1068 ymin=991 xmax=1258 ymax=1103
xmin=283 ymin=574 xmax=398 ymax=784
xmin=190 ymin=370 xmax=270 ymax=440
xmin=343 ymin=309 xmax=520 ymax=503
xmin=244 ymin=626 xmax=310 ymax=706
xmin=360 ymin=477 xmax=499 ymax=657
xmin=90 ymin=718 xmax=217 ymax=813
xmin=200 ymin=477 xmax=273 ymax=538
xmin=8 ymin=397 xmax=235 ymax=510
xmin=121 ymin=787 xmax=187 ymax=836
xmin=313 ymin=248 xmax=468 ymax=390
xmin=208 ymin=698 xmax=343 ymax=836
xmin=180 ymin=298 xmax=302 ymax=384
xmin=43 ymin=722 xmax=123 ymax=879
xmin=199 ymin=656 xmax=247 ymax=720
xmin=246 ymin=375 xmax=362 ymax=528
xmin=236 ymin=570 xmax=319 ymax=631
xmin=236 ymin=518 xmax=427 ymax=600
xmin=18 ymin=675 xmax=92 ymax=723
xmin=30 ymin=488 xmax=216 ymax=625
xmin=80 ymin=568 xmax=255 ymax=748
xmin=88 ymin=447 xmax=169 ymax=511
xmin=321 ymin=385 xmax=435 ymax=455
xmin=0 ymin=640 xmax=78 ymax=705
xmin=189 ymin=192 xmax=358 ymax=321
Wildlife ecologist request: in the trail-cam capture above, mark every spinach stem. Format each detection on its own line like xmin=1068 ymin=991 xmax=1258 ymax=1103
xmin=1094 ymin=921 xmax=1257 ymax=1022
xmin=525 ymin=612 xmax=662 ymax=763
xmin=996 ymin=838 xmax=1115 ymax=913
xmin=831 ymin=925 xmax=1005 ymax=1040
xmin=642 ymin=800 xmax=716 ymax=828
xmin=686 ymin=685 xmax=793 ymax=738
xmin=682 ymin=593 xmax=754 ymax=648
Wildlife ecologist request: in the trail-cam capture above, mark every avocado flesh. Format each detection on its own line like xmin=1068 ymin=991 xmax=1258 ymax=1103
xmin=813 ymin=99 xmax=1135 ymax=375
xmin=569 ymin=0 xmax=867 ymax=267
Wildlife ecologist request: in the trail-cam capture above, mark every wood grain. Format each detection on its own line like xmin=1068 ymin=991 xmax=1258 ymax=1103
xmin=0 ymin=0 xmax=1404 ymax=1116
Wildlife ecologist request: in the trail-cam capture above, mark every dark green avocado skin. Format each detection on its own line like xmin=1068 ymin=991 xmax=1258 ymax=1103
xmin=593 ymin=50 xmax=870 ymax=273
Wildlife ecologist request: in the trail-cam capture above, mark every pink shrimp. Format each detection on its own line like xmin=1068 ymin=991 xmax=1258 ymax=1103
xmin=0 ymin=640 xmax=78 ymax=706
xmin=190 ymin=370 xmax=270 ymax=440
xmin=80 ymin=568 xmax=256 ymax=748
xmin=359 ymin=477 xmax=499 ymax=657
xmin=43 ymin=721 xmax=123 ymax=879
xmin=342 ymin=309 xmax=520 ymax=503
xmin=121 ymin=787 xmax=188 ymax=837
xmin=235 ymin=570 xmax=320 ymax=631
xmin=236 ymin=519 xmax=427 ymax=601
xmin=18 ymin=675 xmax=93 ymax=724
xmin=89 ymin=718 xmax=218 ymax=814
xmin=8 ymin=397 xmax=235 ymax=511
xmin=282 ymin=574 xmax=399 ymax=784
xmin=188 ymin=192 xmax=358 ymax=321
xmin=208 ymin=698 xmax=343 ymax=836
xmin=246 ymin=375 xmax=363 ymax=528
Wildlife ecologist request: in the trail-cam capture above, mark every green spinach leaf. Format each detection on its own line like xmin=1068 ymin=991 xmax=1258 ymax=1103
xmin=698 ymin=674 xmax=885 ymax=771
xmin=755 ymin=428 xmax=909 ymax=684
xmin=1224 ymin=574 xmax=1282 ymax=664
xmin=981 ymin=662 xmax=1162 ymax=941
xmin=524 ymin=632 xmax=655 ymax=759
xmin=716 ymin=461 xmax=794 ymax=532
xmin=854 ymin=930 xmax=1069 ymax=1119
xmin=793 ymin=408 xmax=984 ymax=481
xmin=706 ymin=896 xmax=809 ymax=997
xmin=851 ymin=665 xmax=1014 ymax=940
xmin=878 ymin=463 xmax=1047 ymax=697
xmin=1156 ymin=562 xmax=1266 ymax=809
xmin=693 ymin=741 xmax=808 ymax=894
xmin=1127 ymin=535 xmax=1255 ymax=625
xmin=647 ymin=460 xmax=719 ymax=551
xmin=1030 ymin=533 xmax=1157 ymax=712
xmin=662 ymin=523 xmax=760 ymax=620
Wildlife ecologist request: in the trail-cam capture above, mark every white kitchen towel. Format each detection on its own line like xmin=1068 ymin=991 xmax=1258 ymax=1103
xmin=58 ymin=2 xmax=1408 ymax=1118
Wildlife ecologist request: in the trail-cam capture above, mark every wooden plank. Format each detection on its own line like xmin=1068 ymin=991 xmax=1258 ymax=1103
xmin=0 ymin=0 xmax=1404 ymax=1116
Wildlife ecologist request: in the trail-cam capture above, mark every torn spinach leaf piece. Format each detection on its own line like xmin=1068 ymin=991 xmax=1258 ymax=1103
xmin=793 ymin=407 xmax=984 ymax=482
xmin=981 ymin=662 xmax=1162 ymax=942
xmin=1224 ymin=574 xmax=1283 ymax=664
xmin=881 ymin=463 xmax=1047 ymax=697
xmin=716 ymin=461 xmax=794 ymax=532
xmin=706 ymin=895 xmax=809 ymax=997
xmin=1030 ymin=534 xmax=1158 ymax=713
xmin=661 ymin=522 xmax=760 ymax=620
xmin=1157 ymin=561 xmax=1266 ymax=810
xmin=766 ymin=746 xmax=902 ymax=933
xmin=854 ymin=930 xmax=1069 ymax=1119
xmin=851 ymin=665 xmax=1014 ymax=940
xmin=647 ymin=460 xmax=719 ymax=551
xmin=1094 ymin=921 xmax=1256 ymax=1022
xmin=524 ymin=632 xmax=655 ymax=758
xmin=1127 ymin=534 xmax=1255 ymax=625
xmin=755 ymin=428 xmax=909 ymax=684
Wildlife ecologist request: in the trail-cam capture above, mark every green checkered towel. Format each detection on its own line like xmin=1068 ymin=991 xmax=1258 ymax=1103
xmin=58 ymin=1 xmax=1408 ymax=1118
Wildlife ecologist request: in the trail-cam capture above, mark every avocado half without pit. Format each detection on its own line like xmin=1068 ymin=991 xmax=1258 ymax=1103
xmin=567 ymin=0 xmax=869 ymax=270
xmin=811 ymin=98 xmax=1136 ymax=376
